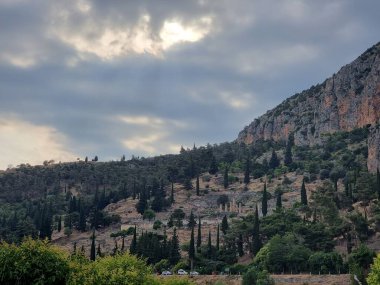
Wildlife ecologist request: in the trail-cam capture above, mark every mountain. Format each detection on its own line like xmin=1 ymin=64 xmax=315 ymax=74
xmin=237 ymin=42 xmax=380 ymax=172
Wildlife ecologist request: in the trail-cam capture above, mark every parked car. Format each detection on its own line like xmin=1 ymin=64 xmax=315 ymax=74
xmin=190 ymin=271 xmax=199 ymax=276
xmin=161 ymin=270 xmax=172 ymax=276
xmin=177 ymin=269 xmax=188 ymax=275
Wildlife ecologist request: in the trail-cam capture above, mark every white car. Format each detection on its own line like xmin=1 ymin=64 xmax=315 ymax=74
xmin=190 ymin=271 xmax=199 ymax=276
xmin=161 ymin=270 xmax=172 ymax=276
xmin=177 ymin=269 xmax=188 ymax=275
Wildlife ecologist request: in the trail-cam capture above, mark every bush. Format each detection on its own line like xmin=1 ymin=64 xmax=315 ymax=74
xmin=242 ymin=268 xmax=274 ymax=285
xmin=0 ymin=238 xmax=70 ymax=285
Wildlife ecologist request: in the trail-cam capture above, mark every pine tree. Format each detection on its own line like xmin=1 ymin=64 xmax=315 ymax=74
xmin=301 ymin=178 xmax=308 ymax=206
xmin=90 ymin=230 xmax=96 ymax=261
xmin=252 ymin=205 xmax=261 ymax=255
xmin=216 ymin=224 xmax=220 ymax=251
xmin=269 ymin=149 xmax=280 ymax=169
xmin=188 ymin=211 xmax=196 ymax=228
xmin=262 ymin=182 xmax=268 ymax=216
xmin=207 ymin=231 xmax=212 ymax=259
xmin=224 ymin=167 xmax=229 ymax=189
xmin=197 ymin=217 xmax=202 ymax=250
xmin=188 ymin=227 xmax=195 ymax=261
xmin=169 ymin=228 xmax=181 ymax=265
xmin=238 ymin=233 xmax=244 ymax=257
xmin=196 ymin=175 xmax=200 ymax=196
xmin=244 ymin=156 xmax=250 ymax=184
xmin=221 ymin=215 xmax=229 ymax=234
xmin=130 ymin=226 xmax=137 ymax=254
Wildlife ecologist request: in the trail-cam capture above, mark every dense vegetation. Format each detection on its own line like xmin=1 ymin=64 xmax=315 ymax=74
xmin=0 ymin=126 xmax=379 ymax=284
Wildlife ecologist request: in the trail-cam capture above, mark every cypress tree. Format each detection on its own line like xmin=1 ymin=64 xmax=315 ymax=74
xmin=252 ymin=205 xmax=261 ymax=255
xmin=224 ymin=167 xmax=229 ymax=189
xmin=78 ymin=199 xmax=86 ymax=231
xmin=284 ymin=134 xmax=293 ymax=166
xmin=136 ymin=187 xmax=147 ymax=214
xmin=130 ymin=226 xmax=137 ymax=254
xmin=238 ymin=233 xmax=244 ymax=257
xmin=121 ymin=235 xmax=125 ymax=251
xmin=90 ymin=230 xmax=96 ymax=261
xmin=221 ymin=215 xmax=229 ymax=234
xmin=72 ymin=242 xmax=77 ymax=255
xmin=97 ymin=243 xmax=102 ymax=257
xmin=188 ymin=227 xmax=195 ymax=261
xmin=188 ymin=210 xmax=196 ymax=228
xmin=301 ymin=179 xmax=308 ymax=206
xmin=197 ymin=217 xmax=202 ymax=250
xmin=57 ymin=215 xmax=61 ymax=232
xmin=216 ymin=224 xmax=220 ymax=251
xmin=377 ymin=168 xmax=380 ymax=199
xmin=170 ymin=182 xmax=175 ymax=204
xmin=244 ymin=156 xmax=250 ymax=184
xmin=196 ymin=175 xmax=200 ymax=196
xmin=269 ymin=149 xmax=280 ymax=169
xmin=207 ymin=231 xmax=212 ymax=259
xmin=276 ymin=190 xmax=282 ymax=209
xmin=169 ymin=228 xmax=181 ymax=265
xmin=262 ymin=182 xmax=268 ymax=216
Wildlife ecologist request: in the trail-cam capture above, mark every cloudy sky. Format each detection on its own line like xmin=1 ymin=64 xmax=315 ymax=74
xmin=0 ymin=0 xmax=379 ymax=169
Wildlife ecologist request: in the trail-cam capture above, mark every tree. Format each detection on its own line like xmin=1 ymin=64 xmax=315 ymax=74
xmin=196 ymin=175 xmax=200 ymax=196
xmin=269 ymin=149 xmax=279 ymax=169
xmin=209 ymin=155 xmax=218 ymax=174
xmin=183 ymin=178 xmax=193 ymax=190
xmin=136 ymin=188 xmax=147 ymax=214
xmin=252 ymin=204 xmax=261 ymax=255
xmin=349 ymin=244 xmax=376 ymax=285
xmin=244 ymin=156 xmax=250 ymax=184
xmin=143 ymin=209 xmax=156 ymax=221
xmin=197 ymin=217 xmax=202 ymax=250
xmin=238 ymin=233 xmax=244 ymax=257
xmin=262 ymin=182 xmax=268 ymax=216
xmin=207 ymin=231 xmax=212 ymax=259
xmin=188 ymin=211 xmax=196 ymax=228
xmin=301 ymin=179 xmax=308 ymax=206
xmin=224 ymin=167 xmax=229 ymax=189
xmin=216 ymin=224 xmax=220 ymax=251
xmin=97 ymin=243 xmax=102 ymax=257
xmin=221 ymin=215 xmax=229 ymax=234
xmin=276 ymin=189 xmax=282 ymax=209
xmin=171 ymin=209 xmax=186 ymax=228
xmin=169 ymin=228 xmax=181 ymax=265
xmin=284 ymin=135 xmax=293 ymax=166
xmin=90 ymin=230 xmax=96 ymax=261
xmin=57 ymin=215 xmax=61 ymax=232
xmin=170 ymin=182 xmax=175 ymax=204
xmin=367 ymin=254 xmax=380 ymax=285
xmin=377 ymin=168 xmax=380 ymax=199
xmin=188 ymin=227 xmax=195 ymax=262
xmin=130 ymin=226 xmax=137 ymax=255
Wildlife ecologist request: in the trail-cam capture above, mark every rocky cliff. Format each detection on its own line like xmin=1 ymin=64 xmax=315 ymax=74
xmin=237 ymin=42 xmax=380 ymax=172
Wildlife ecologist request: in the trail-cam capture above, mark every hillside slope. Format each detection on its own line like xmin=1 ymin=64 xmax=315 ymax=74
xmin=237 ymin=42 xmax=380 ymax=172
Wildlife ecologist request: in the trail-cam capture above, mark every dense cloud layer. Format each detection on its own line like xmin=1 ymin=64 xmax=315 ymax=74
xmin=0 ymin=0 xmax=379 ymax=169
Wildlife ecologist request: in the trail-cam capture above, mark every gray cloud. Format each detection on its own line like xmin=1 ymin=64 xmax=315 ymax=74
xmin=0 ymin=0 xmax=379 ymax=168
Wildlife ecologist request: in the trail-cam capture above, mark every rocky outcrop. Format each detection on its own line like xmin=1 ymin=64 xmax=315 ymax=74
xmin=237 ymin=42 xmax=380 ymax=172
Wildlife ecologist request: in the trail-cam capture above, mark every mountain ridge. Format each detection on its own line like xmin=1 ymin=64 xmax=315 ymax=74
xmin=237 ymin=41 xmax=380 ymax=172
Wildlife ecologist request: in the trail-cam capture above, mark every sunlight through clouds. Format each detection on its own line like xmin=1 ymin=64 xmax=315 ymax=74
xmin=0 ymin=117 xmax=76 ymax=169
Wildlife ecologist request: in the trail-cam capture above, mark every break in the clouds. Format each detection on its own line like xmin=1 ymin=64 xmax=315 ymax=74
xmin=0 ymin=0 xmax=379 ymax=169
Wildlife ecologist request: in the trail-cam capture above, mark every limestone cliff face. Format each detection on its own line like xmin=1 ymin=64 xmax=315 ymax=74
xmin=237 ymin=42 xmax=380 ymax=172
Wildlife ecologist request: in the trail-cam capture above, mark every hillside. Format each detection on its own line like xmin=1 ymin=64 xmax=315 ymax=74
xmin=0 ymin=42 xmax=380 ymax=284
xmin=237 ymin=42 xmax=380 ymax=172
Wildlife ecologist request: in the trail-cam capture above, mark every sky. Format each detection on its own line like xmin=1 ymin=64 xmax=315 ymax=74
xmin=0 ymin=0 xmax=379 ymax=169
